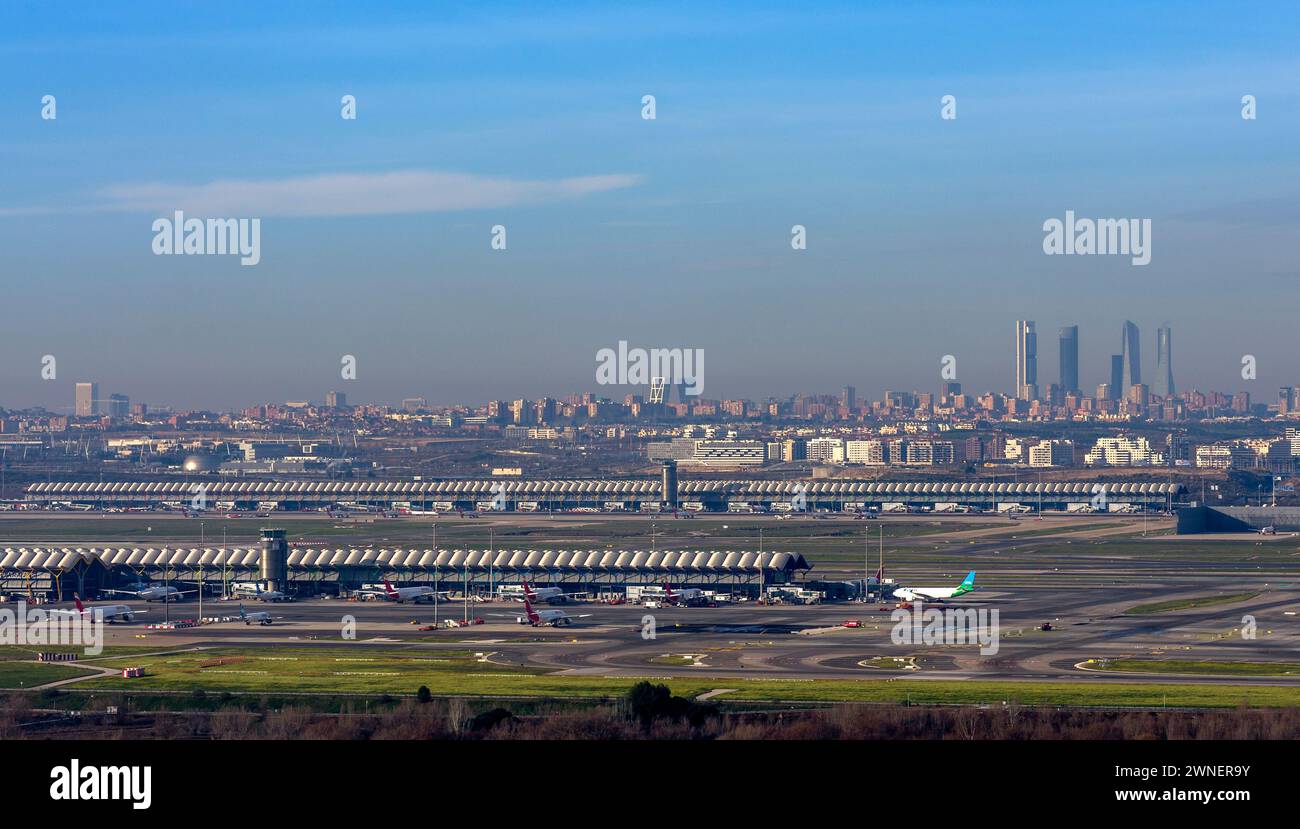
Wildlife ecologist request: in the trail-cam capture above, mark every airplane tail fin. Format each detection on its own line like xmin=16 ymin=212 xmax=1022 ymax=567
xmin=239 ymin=603 xmax=246 ymax=618
xmin=73 ymin=594 xmax=84 ymax=613
xmin=961 ymin=571 xmax=976 ymax=587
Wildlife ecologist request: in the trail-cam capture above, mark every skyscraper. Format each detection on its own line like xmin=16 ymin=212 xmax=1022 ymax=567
xmin=1014 ymin=320 xmax=1037 ymax=401
xmin=1120 ymin=320 xmax=1141 ymax=394
xmin=74 ymin=382 xmax=99 ymax=417
xmin=1280 ymin=387 xmax=1296 ymax=416
xmin=1109 ymin=355 xmax=1123 ymax=401
xmin=1154 ymin=326 xmax=1174 ymax=397
xmin=1058 ymin=325 xmax=1079 ymax=395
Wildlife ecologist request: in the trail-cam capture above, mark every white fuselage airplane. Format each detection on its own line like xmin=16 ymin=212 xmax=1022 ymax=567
xmin=238 ymin=604 xmax=274 ymax=625
xmin=362 ymin=579 xmax=451 ymax=604
xmin=498 ymin=598 xmax=590 ymax=627
xmin=237 ymin=584 xmax=289 ymax=602
xmin=893 ymin=571 xmax=977 ymax=602
xmin=104 ymin=585 xmax=195 ymax=603
xmin=49 ymin=595 xmax=146 ymax=623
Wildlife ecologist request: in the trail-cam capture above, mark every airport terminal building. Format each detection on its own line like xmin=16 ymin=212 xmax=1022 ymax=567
xmin=0 ymin=529 xmax=814 ymax=600
xmin=22 ymin=475 xmax=1185 ymax=514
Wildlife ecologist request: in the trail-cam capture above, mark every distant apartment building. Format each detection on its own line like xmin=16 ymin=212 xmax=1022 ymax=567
xmin=845 ymin=439 xmax=887 ymax=465
xmin=1127 ymin=383 xmax=1149 ymax=408
xmin=75 ymin=382 xmax=99 ymax=417
xmin=807 ymin=437 xmax=845 ymax=464
xmin=898 ymin=440 xmax=955 ymax=466
xmin=107 ymin=394 xmax=130 ymax=419
xmin=1194 ymin=445 xmax=1232 ymax=469
xmin=1238 ymin=437 xmax=1293 ymax=471
xmin=324 ymin=391 xmax=347 ymax=409
xmin=1279 ymin=387 xmax=1297 ymax=417
xmin=1027 ymin=439 xmax=1075 ymax=467
xmin=646 ymin=438 xmax=767 ymax=466
xmin=510 ymin=399 xmax=532 ymax=424
xmin=1001 ymin=437 xmax=1025 ymax=463
xmin=1084 ymin=436 xmax=1165 ymax=467
xmin=690 ymin=440 xmax=767 ymax=466
xmin=1195 ymin=443 xmax=1257 ymax=469
xmin=781 ymin=438 xmax=808 ymax=462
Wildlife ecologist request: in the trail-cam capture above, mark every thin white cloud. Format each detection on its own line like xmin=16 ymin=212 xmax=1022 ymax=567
xmin=87 ymin=169 xmax=643 ymax=217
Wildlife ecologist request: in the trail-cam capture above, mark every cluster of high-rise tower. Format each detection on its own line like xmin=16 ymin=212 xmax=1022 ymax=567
xmin=1014 ymin=320 xmax=1174 ymax=404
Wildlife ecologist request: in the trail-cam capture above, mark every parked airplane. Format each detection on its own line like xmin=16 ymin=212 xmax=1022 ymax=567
xmin=893 ymin=571 xmax=977 ymax=602
xmin=500 ymin=581 xmax=587 ymax=604
xmin=360 ymin=579 xmax=451 ymax=604
xmin=496 ymin=597 xmax=591 ymax=627
xmin=103 ymin=584 xmax=196 ymax=603
xmin=641 ymin=582 xmax=703 ymax=606
xmin=236 ymin=583 xmax=290 ymax=603
xmin=49 ymin=594 xmax=146 ymax=623
xmin=238 ymin=604 xmax=275 ymax=625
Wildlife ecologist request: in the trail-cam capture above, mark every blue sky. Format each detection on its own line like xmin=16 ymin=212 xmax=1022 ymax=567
xmin=1 ymin=1 xmax=1298 ymax=410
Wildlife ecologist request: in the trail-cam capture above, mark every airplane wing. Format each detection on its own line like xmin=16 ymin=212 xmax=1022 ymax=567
xmin=100 ymin=589 xmax=140 ymax=597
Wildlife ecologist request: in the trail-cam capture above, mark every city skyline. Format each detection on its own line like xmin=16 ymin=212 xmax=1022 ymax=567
xmin=3 ymin=318 xmax=1246 ymax=414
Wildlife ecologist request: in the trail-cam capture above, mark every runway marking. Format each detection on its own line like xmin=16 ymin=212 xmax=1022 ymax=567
xmin=333 ymin=671 xmax=400 ymax=676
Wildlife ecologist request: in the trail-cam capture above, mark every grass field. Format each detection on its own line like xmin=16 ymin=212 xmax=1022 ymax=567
xmin=1124 ymin=592 xmax=1261 ymax=615
xmin=0 ymin=661 xmax=97 ymax=688
xmin=48 ymin=644 xmax=1300 ymax=709
xmin=1088 ymin=659 xmax=1300 ymax=677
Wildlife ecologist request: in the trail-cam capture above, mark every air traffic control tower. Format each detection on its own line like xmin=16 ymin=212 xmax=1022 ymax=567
xmin=259 ymin=528 xmax=289 ymax=592
xmin=661 ymin=460 xmax=679 ymax=511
